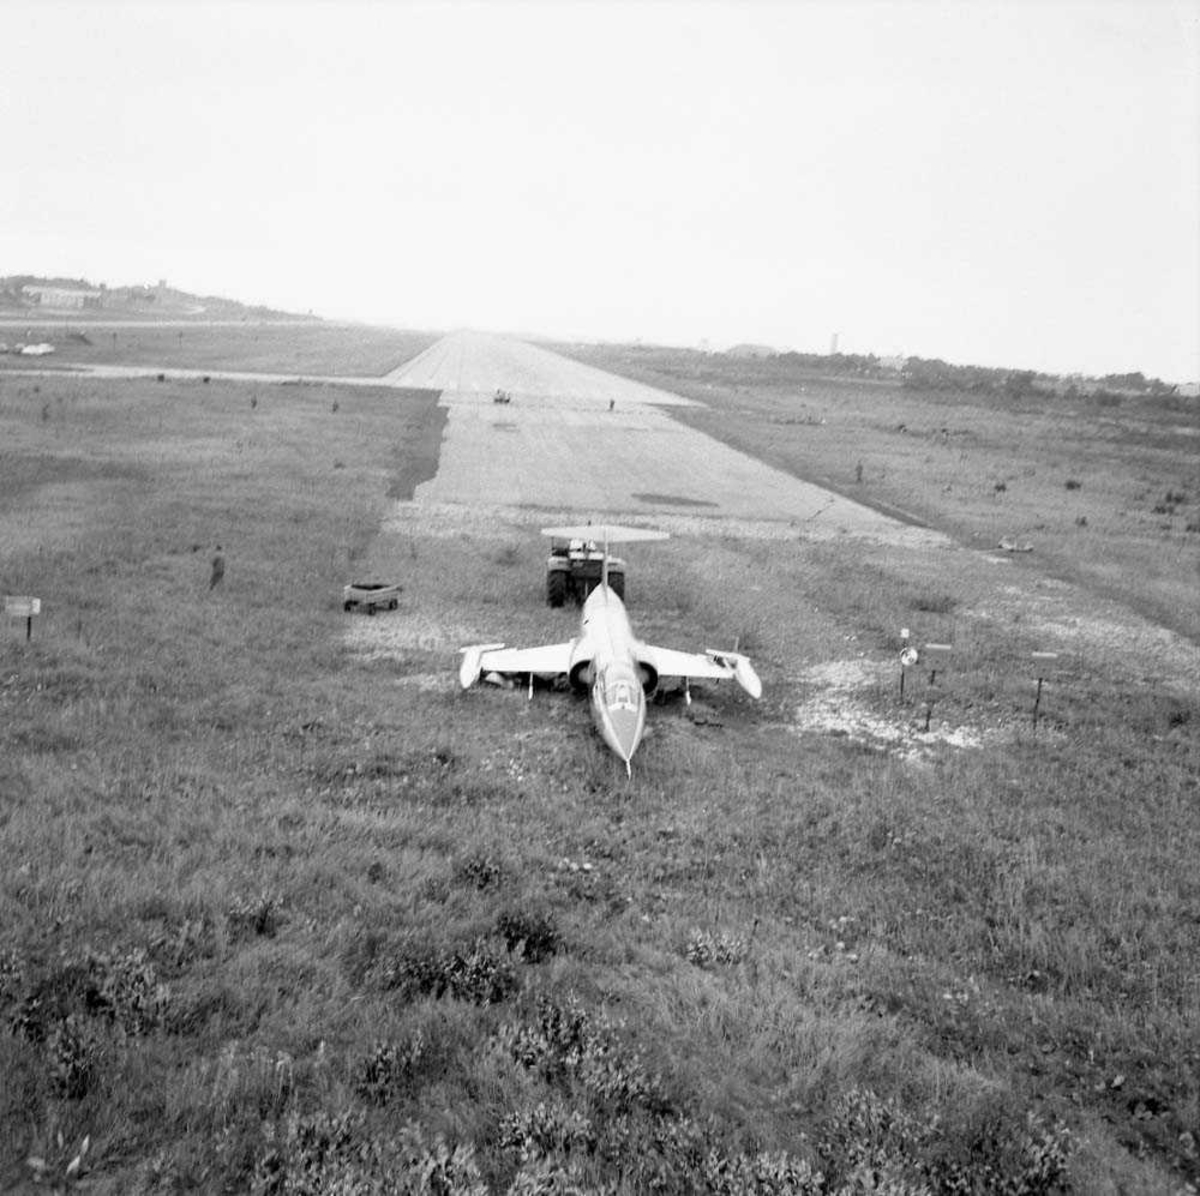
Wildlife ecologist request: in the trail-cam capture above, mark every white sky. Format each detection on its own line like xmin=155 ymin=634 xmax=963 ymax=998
xmin=2 ymin=0 xmax=1198 ymax=380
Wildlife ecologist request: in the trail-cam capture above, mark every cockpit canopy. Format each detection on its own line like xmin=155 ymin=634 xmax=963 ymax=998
xmin=600 ymin=661 xmax=643 ymax=712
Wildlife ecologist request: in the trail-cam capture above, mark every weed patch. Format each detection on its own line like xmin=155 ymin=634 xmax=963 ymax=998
xmin=249 ymin=1112 xmax=486 ymax=1195
xmin=379 ymin=937 xmax=520 ymax=1006
xmin=352 ymin=1029 xmax=442 ymax=1105
xmin=495 ymin=909 xmax=563 ymax=964
xmin=226 ymin=891 xmax=285 ymax=941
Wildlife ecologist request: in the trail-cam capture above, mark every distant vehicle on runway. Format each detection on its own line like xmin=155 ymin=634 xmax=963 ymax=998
xmin=459 ymin=525 xmax=761 ymax=774
xmin=493 ymin=388 xmax=512 ymax=404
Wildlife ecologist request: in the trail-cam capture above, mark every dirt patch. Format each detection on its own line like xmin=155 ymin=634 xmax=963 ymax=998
xmin=792 ymin=658 xmax=999 ymax=761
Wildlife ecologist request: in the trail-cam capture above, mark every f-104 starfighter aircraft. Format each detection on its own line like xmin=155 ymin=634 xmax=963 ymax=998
xmin=458 ymin=525 xmax=762 ymax=774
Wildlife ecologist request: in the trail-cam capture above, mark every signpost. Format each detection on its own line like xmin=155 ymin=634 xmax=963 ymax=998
xmin=4 ymin=596 xmax=41 ymax=640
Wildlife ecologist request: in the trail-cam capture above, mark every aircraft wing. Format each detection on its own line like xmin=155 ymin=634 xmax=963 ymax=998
xmin=644 ymin=645 xmax=763 ymax=699
xmin=459 ymin=642 xmax=574 ymax=688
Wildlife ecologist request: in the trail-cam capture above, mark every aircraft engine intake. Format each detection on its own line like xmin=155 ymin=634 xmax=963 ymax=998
xmin=568 ymin=643 xmax=594 ymax=691
xmin=635 ymin=659 xmax=659 ymax=695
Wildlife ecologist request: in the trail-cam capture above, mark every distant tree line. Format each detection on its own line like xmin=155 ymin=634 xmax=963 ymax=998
xmin=776 ymin=350 xmax=886 ymax=377
xmin=901 ymin=357 xmax=1177 ymax=400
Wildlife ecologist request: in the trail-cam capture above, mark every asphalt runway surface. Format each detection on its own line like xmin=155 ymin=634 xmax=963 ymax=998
xmin=389 ymin=332 xmax=940 ymax=542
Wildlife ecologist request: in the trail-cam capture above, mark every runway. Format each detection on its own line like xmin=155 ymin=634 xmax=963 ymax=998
xmin=4 ymin=327 xmax=942 ymax=543
xmin=391 ymin=332 xmax=940 ymax=542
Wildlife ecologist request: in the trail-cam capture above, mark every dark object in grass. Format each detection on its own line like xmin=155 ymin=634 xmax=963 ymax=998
xmin=226 ymin=891 xmax=282 ymax=939
xmin=1065 ymin=478 xmax=1082 ymax=490
xmin=496 ymin=910 xmax=562 ymax=963
xmin=910 ymin=592 xmax=957 ymax=614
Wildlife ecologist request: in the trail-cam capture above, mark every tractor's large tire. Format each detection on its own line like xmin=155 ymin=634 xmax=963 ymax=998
xmin=609 ymin=573 xmax=625 ymax=601
xmin=547 ymin=570 xmax=567 ymax=607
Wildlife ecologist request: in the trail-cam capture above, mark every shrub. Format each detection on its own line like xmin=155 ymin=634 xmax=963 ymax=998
xmin=352 ymin=1030 xmax=436 ymax=1106
xmin=815 ymin=1089 xmax=1073 ymax=1195
xmin=498 ymin=1100 xmax=596 ymax=1164
xmin=9 ymin=948 xmax=168 ymax=1043
xmin=498 ymin=994 xmax=670 ymax=1115
xmin=381 ymin=939 xmax=518 ymax=1006
xmin=456 ymin=851 xmax=507 ymax=891
xmin=250 ymin=1111 xmax=487 ymax=1195
xmin=683 ymin=929 xmax=747 ymax=969
xmin=496 ymin=910 xmax=563 ymax=963
xmin=45 ymin=1013 xmax=107 ymax=1099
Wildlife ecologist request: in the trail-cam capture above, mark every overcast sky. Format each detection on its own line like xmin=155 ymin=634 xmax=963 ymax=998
xmin=3 ymin=0 xmax=1197 ymax=380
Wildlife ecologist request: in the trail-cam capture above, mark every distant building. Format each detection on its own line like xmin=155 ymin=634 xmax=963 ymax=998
xmin=1178 ymin=381 xmax=1200 ymax=399
xmin=22 ymin=285 xmax=104 ymax=309
xmin=877 ymin=355 xmax=908 ymax=372
xmin=726 ymin=343 xmax=777 ymax=359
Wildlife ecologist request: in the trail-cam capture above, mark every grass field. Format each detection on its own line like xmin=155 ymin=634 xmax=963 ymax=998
xmin=0 ymin=322 xmax=440 ymax=377
xmin=1 ymin=338 xmax=1197 ymax=1193
xmin=552 ymin=343 xmax=1200 ymax=648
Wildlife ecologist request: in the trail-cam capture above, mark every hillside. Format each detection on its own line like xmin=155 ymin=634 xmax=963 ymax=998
xmin=0 ymin=274 xmax=303 ymax=321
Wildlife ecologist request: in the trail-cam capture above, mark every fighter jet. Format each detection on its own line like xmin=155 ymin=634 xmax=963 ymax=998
xmin=458 ymin=525 xmax=762 ymax=774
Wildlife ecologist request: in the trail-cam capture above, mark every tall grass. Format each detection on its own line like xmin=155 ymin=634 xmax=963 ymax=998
xmin=1 ymin=365 xmax=1196 ymax=1191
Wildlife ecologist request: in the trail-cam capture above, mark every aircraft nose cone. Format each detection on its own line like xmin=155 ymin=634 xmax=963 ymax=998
xmin=592 ymin=679 xmax=646 ymax=768
xmin=606 ymin=702 xmax=644 ymax=764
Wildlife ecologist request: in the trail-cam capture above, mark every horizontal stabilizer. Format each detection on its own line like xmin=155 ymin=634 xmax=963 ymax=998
xmin=459 ymin=643 xmax=506 ymax=689
xmin=540 ymin=524 xmax=668 ymax=544
xmin=706 ymin=650 xmax=763 ymax=699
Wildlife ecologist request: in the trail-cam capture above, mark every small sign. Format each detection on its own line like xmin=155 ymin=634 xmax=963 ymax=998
xmin=924 ymin=642 xmax=953 ymax=655
xmin=1031 ymin=651 xmax=1059 ymax=662
xmin=4 ymin=596 xmax=41 ymax=618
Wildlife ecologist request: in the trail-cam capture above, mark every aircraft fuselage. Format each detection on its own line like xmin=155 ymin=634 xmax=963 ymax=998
xmin=579 ymin=585 xmax=648 ymax=771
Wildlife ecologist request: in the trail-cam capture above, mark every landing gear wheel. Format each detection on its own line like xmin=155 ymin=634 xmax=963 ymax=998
xmin=547 ymin=570 xmax=567 ymax=607
xmin=609 ymin=573 xmax=625 ymax=601
xmin=367 ymin=605 xmax=376 ymax=616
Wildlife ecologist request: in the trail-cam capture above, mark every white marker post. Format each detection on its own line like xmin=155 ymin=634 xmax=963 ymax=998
xmin=4 ymin=595 xmax=41 ymax=641
xmin=1031 ymin=651 xmax=1059 ymax=730
xmin=898 ymin=628 xmax=915 ymax=698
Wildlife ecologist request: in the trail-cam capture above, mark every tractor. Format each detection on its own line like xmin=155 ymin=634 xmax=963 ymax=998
xmin=545 ymin=537 xmax=625 ymax=607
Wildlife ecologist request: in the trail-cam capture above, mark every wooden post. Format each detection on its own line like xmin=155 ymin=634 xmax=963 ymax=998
xmin=921 ymin=643 xmax=953 ymax=733
xmin=1031 ymin=651 xmax=1059 ymax=730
